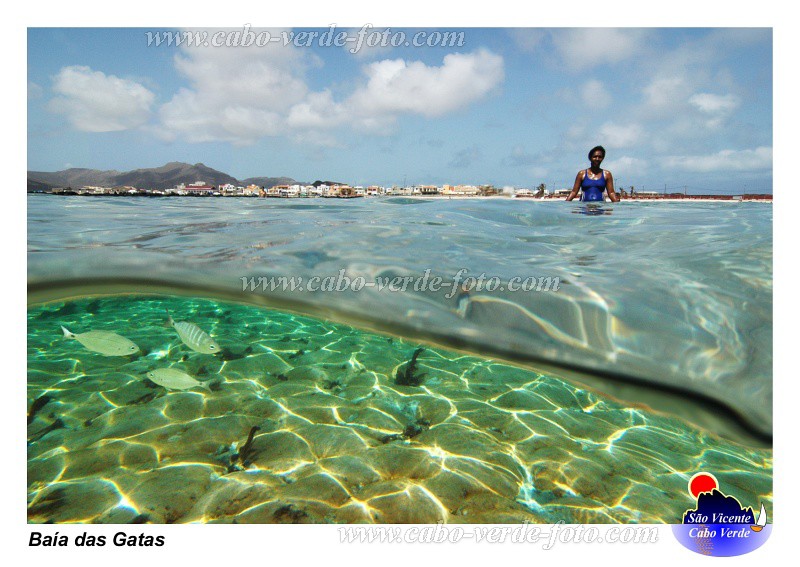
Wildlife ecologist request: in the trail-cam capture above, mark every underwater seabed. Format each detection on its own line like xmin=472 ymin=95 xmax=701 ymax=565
xmin=27 ymin=295 xmax=773 ymax=524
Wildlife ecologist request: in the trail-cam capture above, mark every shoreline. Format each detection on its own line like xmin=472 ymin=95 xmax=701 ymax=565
xmin=28 ymin=192 xmax=773 ymax=203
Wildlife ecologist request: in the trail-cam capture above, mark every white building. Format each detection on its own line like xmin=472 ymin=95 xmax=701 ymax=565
xmin=442 ymin=184 xmax=480 ymax=195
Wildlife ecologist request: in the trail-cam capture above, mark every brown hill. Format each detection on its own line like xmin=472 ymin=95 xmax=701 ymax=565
xmin=27 ymin=162 xmax=300 ymax=191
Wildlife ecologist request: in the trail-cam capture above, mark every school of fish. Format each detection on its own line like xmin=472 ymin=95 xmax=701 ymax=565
xmin=60 ymin=310 xmax=221 ymax=392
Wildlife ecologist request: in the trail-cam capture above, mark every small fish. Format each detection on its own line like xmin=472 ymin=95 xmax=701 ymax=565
xmin=27 ymin=394 xmax=53 ymax=424
xmin=236 ymin=425 xmax=261 ymax=468
xmin=145 ymin=368 xmax=211 ymax=391
xmin=395 ymin=347 xmax=427 ymax=386
xmin=28 ymin=418 xmax=66 ymax=443
xmin=166 ymin=309 xmax=220 ymax=354
xmin=61 ymin=326 xmax=140 ymax=356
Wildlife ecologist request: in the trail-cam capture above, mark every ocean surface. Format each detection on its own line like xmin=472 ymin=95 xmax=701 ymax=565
xmin=27 ymin=195 xmax=773 ymax=524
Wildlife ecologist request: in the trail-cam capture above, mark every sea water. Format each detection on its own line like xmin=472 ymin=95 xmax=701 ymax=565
xmin=27 ymin=195 xmax=773 ymax=524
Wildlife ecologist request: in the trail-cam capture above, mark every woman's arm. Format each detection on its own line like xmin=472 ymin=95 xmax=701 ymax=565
xmin=606 ymin=170 xmax=620 ymax=202
xmin=566 ymin=171 xmax=583 ymax=201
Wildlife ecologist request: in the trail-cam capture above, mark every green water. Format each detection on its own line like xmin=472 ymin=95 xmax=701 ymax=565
xmin=27 ymin=294 xmax=772 ymax=524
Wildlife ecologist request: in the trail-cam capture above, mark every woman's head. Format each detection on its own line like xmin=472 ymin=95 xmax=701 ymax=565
xmin=588 ymin=145 xmax=606 ymax=161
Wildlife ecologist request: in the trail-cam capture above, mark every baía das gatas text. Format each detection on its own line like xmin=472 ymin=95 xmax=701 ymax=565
xmin=30 ymin=531 xmax=165 ymax=547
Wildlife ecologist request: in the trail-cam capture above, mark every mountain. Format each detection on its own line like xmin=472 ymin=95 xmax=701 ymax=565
xmin=113 ymin=162 xmax=239 ymax=190
xmin=239 ymin=176 xmax=300 ymax=188
xmin=311 ymin=180 xmax=348 ymax=187
xmin=27 ymin=167 xmax=123 ymax=190
xmin=27 ymin=162 xmax=300 ymax=191
xmin=27 ymin=178 xmax=57 ymax=192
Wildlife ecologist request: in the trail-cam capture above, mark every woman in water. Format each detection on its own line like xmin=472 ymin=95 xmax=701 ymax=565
xmin=566 ymin=145 xmax=620 ymax=202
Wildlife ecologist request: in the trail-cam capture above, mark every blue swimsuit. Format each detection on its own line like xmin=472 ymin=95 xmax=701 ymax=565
xmin=580 ymin=169 xmax=606 ymax=202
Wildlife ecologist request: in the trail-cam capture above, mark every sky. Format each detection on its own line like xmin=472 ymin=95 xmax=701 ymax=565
xmin=27 ymin=27 xmax=773 ymax=193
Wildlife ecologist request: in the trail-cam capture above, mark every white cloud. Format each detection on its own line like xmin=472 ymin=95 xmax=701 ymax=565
xmin=49 ymin=66 xmax=155 ymax=132
xmin=348 ymin=49 xmax=504 ymax=119
xmin=626 ymin=30 xmax=758 ymax=152
xmin=642 ymin=75 xmax=689 ymax=113
xmin=598 ymin=122 xmax=643 ymax=148
xmin=536 ymin=31 xmax=766 ymax=179
xmin=581 ymin=79 xmax=611 ymax=108
xmin=156 ymin=31 xmax=503 ymax=145
xmin=635 ymin=33 xmax=744 ymax=123
xmin=551 ymin=29 xmax=650 ymax=71
xmin=283 ymin=50 xmax=503 ymax=136
xmin=344 ymin=26 xmax=397 ymax=60
xmin=286 ymin=90 xmax=349 ymax=130
xmin=688 ymin=92 xmax=741 ymax=128
xmin=665 ymin=147 xmax=772 ymax=172
xmin=689 ymin=93 xmax=740 ymax=114
xmin=603 ymin=156 xmax=647 ymax=177
xmin=158 ymin=28 xmax=310 ymax=144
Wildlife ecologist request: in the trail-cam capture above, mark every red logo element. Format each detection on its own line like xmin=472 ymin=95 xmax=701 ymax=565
xmin=688 ymin=472 xmax=719 ymax=498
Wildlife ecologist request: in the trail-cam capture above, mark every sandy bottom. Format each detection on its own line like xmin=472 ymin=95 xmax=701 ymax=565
xmin=27 ymin=295 xmax=772 ymax=524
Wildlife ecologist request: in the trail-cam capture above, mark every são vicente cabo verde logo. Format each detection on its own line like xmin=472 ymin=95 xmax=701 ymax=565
xmin=672 ymin=472 xmax=770 ymax=556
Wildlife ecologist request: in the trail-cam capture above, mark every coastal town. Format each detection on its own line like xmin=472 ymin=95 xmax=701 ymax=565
xmin=38 ymin=180 xmax=772 ymax=201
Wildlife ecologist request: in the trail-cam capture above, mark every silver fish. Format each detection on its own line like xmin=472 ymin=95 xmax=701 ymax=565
xmin=166 ymin=309 xmax=221 ymax=354
xmin=146 ymin=368 xmax=210 ymax=391
xmin=61 ymin=326 xmax=140 ymax=356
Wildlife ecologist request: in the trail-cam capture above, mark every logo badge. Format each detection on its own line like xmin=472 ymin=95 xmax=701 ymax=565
xmin=672 ymin=472 xmax=771 ymax=556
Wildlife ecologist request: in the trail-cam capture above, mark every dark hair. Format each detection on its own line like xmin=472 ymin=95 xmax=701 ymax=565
xmin=588 ymin=146 xmax=606 ymax=160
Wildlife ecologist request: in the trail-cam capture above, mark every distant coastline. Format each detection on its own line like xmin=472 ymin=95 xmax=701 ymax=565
xmin=28 ymin=191 xmax=773 ymax=203
xmin=27 ymin=162 xmax=772 ymax=201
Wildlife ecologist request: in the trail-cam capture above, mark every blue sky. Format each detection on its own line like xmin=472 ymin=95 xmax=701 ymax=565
xmin=27 ymin=27 xmax=772 ymax=193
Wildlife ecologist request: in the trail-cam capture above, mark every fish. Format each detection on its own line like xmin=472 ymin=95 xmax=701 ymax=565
xmin=27 ymin=394 xmax=53 ymax=424
xmin=395 ymin=347 xmax=427 ymax=386
xmin=166 ymin=309 xmax=221 ymax=354
xmin=61 ymin=326 xmax=140 ymax=356
xmin=28 ymin=418 xmax=66 ymax=443
xmin=145 ymin=368 xmax=211 ymax=391
xmin=236 ymin=425 xmax=261 ymax=468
